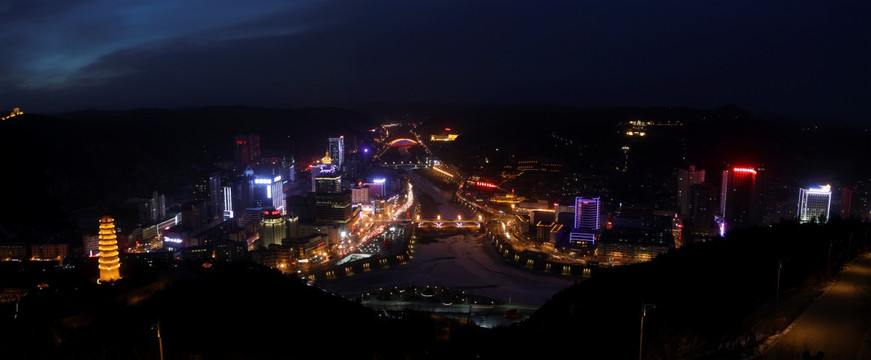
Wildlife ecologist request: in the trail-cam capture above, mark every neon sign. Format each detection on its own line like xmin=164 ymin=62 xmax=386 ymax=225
xmin=475 ymin=181 xmax=498 ymax=188
xmin=732 ymin=167 xmax=757 ymax=175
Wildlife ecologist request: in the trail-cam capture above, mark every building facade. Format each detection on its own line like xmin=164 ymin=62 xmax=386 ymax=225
xmin=798 ymin=185 xmax=832 ymax=223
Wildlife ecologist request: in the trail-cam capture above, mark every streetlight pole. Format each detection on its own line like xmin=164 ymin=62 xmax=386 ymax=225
xmin=775 ymin=260 xmax=782 ymax=323
xmin=153 ymin=320 xmax=165 ymax=360
xmin=639 ymin=302 xmax=655 ymax=360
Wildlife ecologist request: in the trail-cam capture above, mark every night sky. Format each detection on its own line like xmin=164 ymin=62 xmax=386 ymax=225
xmin=1 ymin=0 xmax=868 ymax=123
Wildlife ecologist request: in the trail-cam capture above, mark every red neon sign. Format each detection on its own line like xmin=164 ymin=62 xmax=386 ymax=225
xmin=475 ymin=181 xmax=497 ymax=188
xmin=733 ymin=167 xmax=757 ymax=175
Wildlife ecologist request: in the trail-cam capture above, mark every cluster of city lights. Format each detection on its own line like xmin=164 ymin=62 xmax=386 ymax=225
xmin=1 ymin=108 xmax=23 ymax=121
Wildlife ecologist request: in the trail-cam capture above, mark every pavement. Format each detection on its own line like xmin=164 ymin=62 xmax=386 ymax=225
xmin=757 ymin=253 xmax=871 ymax=360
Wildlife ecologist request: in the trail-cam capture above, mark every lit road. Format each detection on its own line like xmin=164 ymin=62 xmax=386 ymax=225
xmin=758 ymin=253 xmax=871 ymax=359
xmin=319 ymin=168 xmax=576 ymax=306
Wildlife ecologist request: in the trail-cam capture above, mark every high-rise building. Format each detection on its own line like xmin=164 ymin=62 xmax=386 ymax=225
xmin=234 ymin=134 xmax=261 ymax=169
xmin=574 ymin=196 xmax=600 ymax=230
xmin=685 ymin=183 xmax=718 ymax=242
xmin=364 ymin=178 xmax=387 ymax=199
xmin=677 ymin=165 xmax=705 ymax=216
xmin=569 ymin=196 xmax=600 ymax=247
xmin=311 ymin=152 xmax=334 ymax=192
xmin=720 ymin=166 xmax=764 ymax=230
xmin=194 ymin=171 xmax=224 ymax=222
xmin=313 ymin=160 xmax=352 ymax=225
xmin=328 ymin=136 xmax=345 ymax=171
xmin=140 ymin=190 xmax=166 ymax=224
xmin=282 ymin=156 xmax=295 ymax=184
xmin=798 ymin=185 xmax=832 ymax=223
xmin=97 ymin=216 xmax=122 ymax=284
xmin=260 ymin=209 xmax=286 ymax=248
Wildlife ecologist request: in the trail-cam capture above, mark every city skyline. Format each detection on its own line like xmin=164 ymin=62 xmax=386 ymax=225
xmin=1 ymin=1 xmax=870 ymax=357
xmin=1 ymin=113 xmax=870 ymax=359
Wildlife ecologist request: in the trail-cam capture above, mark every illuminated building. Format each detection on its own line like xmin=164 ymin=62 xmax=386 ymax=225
xmin=329 ymin=136 xmax=345 ymax=171
xmin=489 ymin=191 xmax=525 ymax=205
xmin=247 ymin=173 xmax=284 ymax=211
xmin=314 ymin=158 xmax=352 ymax=225
xmin=514 ymin=157 xmax=563 ymax=173
xmin=351 ymin=186 xmax=371 ymax=204
xmin=364 ymin=178 xmax=386 ymax=199
xmin=260 ymin=209 xmax=287 ymax=248
xmin=311 ymin=152 xmax=335 ymax=192
xmin=97 ymin=216 xmax=122 ymax=283
xmin=223 ymin=185 xmax=234 ymax=220
xmin=798 ymin=185 xmax=832 ymax=223
xmin=720 ymin=166 xmax=764 ymax=230
xmin=29 ymin=243 xmax=68 ymax=261
xmin=234 ymin=134 xmax=261 ymax=169
xmin=598 ymin=208 xmax=675 ymax=265
xmin=0 ymin=243 xmax=27 ymax=261
xmin=677 ymin=165 xmax=705 ymax=216
xmin=430 ymin=134 xmax=459 ymax=141
xmin=574 ymin=197 xmax=600 ymax=230
xmin=569 ymin=197 xmax=600 ymax=247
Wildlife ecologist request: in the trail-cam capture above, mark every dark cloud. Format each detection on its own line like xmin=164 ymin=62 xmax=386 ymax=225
xmin=1 ymin=0 xmax=868 ymax=123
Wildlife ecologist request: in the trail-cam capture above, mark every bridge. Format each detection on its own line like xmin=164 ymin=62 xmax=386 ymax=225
xmin=369 ymin=218 xmax=485 ymax=233
xmin=375 ymin=124 xmax=432 ymax=169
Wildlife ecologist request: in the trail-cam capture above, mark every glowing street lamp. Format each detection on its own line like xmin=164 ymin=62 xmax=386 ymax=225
xmin=639 ymin=303 xmax=656 ymax=360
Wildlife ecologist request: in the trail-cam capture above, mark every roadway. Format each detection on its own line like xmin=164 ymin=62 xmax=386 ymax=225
xmin=318 ymin=167 xmax=576 ymax=307
xmin=757 ymin=253 xmax=871 ymax=359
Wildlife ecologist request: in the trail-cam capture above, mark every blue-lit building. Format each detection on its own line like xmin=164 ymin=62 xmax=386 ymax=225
xmin=569 ymin=196 xmax=600 ymax=248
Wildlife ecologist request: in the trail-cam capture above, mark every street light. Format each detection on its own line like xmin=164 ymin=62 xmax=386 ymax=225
xmin=152 ymin=320 xmax=165 ymax=360
xmin=639 ymin=302 xmax=655 ymax=360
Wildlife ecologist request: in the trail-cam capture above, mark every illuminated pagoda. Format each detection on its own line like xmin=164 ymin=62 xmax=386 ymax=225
xmin=97 ymin=215 xmax=122 ymax=283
